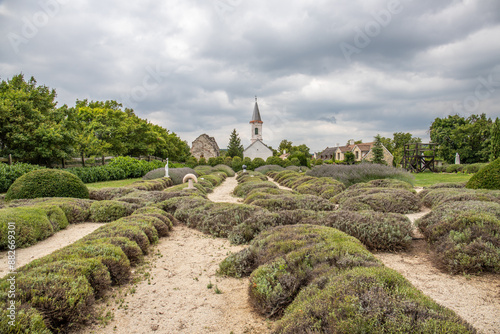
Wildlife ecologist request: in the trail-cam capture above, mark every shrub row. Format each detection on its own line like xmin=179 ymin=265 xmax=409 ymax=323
xmin=194 ymin=164 xmax=235 ymax=177
xmin=89 ymin=177 xmax=173 ymax=201
xmin=419 ymin=187 xmax=500 ymax=208
xmin=66 ymin=157 xmax=165 ymax=184
xmin=0 ymin=207 xmax=173 ymax=332
xmin=269 ymin=170 xmax=345 ymax=200
xmin=143 ymin=167 xmax=196 ymax=185
xmin=306 ymin=163 xmax=414 ymax=187
xmin=333 ymin=185 xmax=421 ymax=214
xmin=0 ymin=162 xmax=45 ymax=193
xmin=439 ymin=163 xmax=488 ymax=174
xmin=466 ymin=158 xmax=500 ymax=190
xmin=218 ymin=225 xmax=474 ymax=333
xmin=416 ymin=200 xmax=500 ymax=274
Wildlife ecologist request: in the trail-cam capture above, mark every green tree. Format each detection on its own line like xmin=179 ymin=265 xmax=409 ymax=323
xmin=372 ymin=134 xmax=385 ymax=164
xmin=490 ymin=118 xmax=500 ymax=161
xmin=278 ymin=139 xmax=293 ymax=154
xmin=344 ymin=151 xmax=355 ymax=164
xmin=0 ymin=74 xmax=73 ymax=166
xmin=227 ymin=129 xmax=244 ymax=158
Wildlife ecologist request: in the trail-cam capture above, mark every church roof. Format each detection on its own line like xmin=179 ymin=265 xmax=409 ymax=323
xmin=250 ymin=97 xmax=263 ymax=123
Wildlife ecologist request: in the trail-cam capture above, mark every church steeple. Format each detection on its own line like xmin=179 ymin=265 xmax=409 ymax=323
xmin=250 ymin=97 xmax=263 ymax=143
xmin=251 ymin=96 xmax=263 ymax=124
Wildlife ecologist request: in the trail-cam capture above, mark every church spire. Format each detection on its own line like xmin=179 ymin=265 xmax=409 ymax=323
xmin=251 ymin=96 xmax=263 ymax=124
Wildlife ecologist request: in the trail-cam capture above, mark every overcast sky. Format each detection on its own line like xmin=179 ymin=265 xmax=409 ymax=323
xmin=1 ymin=0 xmax=499 ymax=153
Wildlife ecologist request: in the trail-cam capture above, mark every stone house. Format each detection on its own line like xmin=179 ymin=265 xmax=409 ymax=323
xmin=319 ymin=141 xmax=394 ymax=165
xmin=190 ymin=134 xmax=220 ymax=160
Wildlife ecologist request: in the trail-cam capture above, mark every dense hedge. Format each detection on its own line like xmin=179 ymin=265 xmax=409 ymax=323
xmin=67 ymin=157 xmax=165 ymax=184
xmin=416 ymin=200 xmax=500 ymax=274
xmin=306 ymin=164 xmax=414 ymax=186
xmin=466 ymin=158 xmax=500 ymax=190
xmin=219 ymin=225 xmax=474 ymax=333
xmin=5 ymin=169 xmax=89 ymax=201
xmin=0 ymin=162 xmax=45 ymax=193
xmin=333 ymin=186 xmax=421 ymax=214
xmin=419 ymin=187 xmax=500 ymax=208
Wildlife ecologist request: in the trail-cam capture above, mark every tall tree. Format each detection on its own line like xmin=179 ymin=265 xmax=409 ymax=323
xmin=490 ymin=117 xmax=500 ymax=161
xmin=0 ymin=74 xmax=73 ymax=166
xmin=278 ymin=139 xmax=293 ymax=154
xmin=372 ymin=134 xmax=385 ymax=164
xmin=227 ymin=129 xmax=244 ymax=158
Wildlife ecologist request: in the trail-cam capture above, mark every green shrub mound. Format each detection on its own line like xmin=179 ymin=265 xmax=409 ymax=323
xmin=416 ymin=201 xmax=500 ymax=274
xmin=275 ymin=266 xmax=476 ymax=334
xmin=233 ymin=181 xmax=278 ymax=197
xmin=7 ymin=197 xmax=94 ymax=224
xmin=125 ymin=177 xmax=173 ymax=191
xmin=0 ymin=303 xmax=51 ymax=334
xmin=466 ymin=158 xmax=500 ymax=190
xmin=236 ymin=171 xmax=268 ymax=183
xmin=89 ymin=200 xmax=135 ymax=222
xmin=294 ymin=177 xmax=345 ymax=199
xmin=334 ymin=187 xmax=421 ymax=214
xmin=311 ymin=210 xmax=413 ymax=251
xmin=419 ymin=188 xmax=500 ymax=208
xmin=219 ymin=224 xmax=380 ymax=317
xmin=6 ymin=169 xmax=89 ymax=201
xmin=0 ymin=206 xmax=59 ymax=250
xmin=306 ymin=164 xmax=414 ymax=187
xmin=166 ymin=167 xmax=197 ymax=185
xmin=246 ymin=193 xmax=336 ymax=212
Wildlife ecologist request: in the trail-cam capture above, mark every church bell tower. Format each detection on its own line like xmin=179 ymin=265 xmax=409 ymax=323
xmin=250 ymin=97 xmax=263 ymax=143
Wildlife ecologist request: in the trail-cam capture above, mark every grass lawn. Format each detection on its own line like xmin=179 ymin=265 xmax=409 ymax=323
xmin=86 ymin=178 xmax=142 ymax=189
xmin=412 ymin=172 xmax=471 ymax=187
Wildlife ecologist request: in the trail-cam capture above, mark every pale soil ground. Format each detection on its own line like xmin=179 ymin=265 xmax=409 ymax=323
xmin=207 ymin=176 xmax=242 ymax=204
xmin=0 ymin=222 xmax=103 ymax=278
xmin=375 ymin=209 xmax=500 ymax=334
xmin=84 ymin=225 xmax=271 ymax=334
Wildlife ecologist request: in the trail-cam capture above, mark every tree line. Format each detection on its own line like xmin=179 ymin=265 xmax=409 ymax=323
xmin=0 ymin=74 xmax=190 ymax=167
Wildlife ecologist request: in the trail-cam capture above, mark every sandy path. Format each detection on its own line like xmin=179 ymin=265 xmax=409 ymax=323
xmin=207 ymin=176 xmax=241 ymax=203
xmin=375 ymin=209 xmax=500 ymax=334
xmin=0 ymin=223 xmax=103 ymax=278
xmin=86 ymin=225 xmax=270 ymax=334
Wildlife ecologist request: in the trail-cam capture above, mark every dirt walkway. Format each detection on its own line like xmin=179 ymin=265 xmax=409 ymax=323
xmin=207 ymin=176 xmax=241 ymax=203
xmin=0 ymin=223 xmax=103 ymax=278
xmin=375 ymin=209 xmax=500 ymax=334
xmin=86 ymin=225 xmax=270 ymax=334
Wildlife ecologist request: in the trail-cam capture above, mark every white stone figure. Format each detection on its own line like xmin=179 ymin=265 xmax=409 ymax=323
xmin=165 ymin=158 xmax=169 ymax=178
xmin=455 ymin=153 xmax=460 ymax=165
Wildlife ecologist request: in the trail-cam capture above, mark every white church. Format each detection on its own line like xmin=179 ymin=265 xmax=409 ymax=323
xmin=243 ymin=97 xmax=274 ymax=160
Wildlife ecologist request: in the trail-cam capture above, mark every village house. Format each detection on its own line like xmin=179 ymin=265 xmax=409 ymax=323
xmin=319 ymin=140 xmax=394 ymax=165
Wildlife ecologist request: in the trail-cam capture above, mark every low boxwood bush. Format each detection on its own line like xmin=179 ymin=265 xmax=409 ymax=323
xmin=294 ymin=177 xmax=345 ymax=199
xmin=416 ymin=200 xmax=500 ymax=274
xmin=5 ymin=169 xmax=89 ymax=201
xmin=125 ymin=177 xmax=173 ymax=191
xmin=195 ymin=164 xmax=235 ymax=177
xmin=0 ymin=303 xmax=51 ymax=333
xmin=0 ymin=162 xmax=45 ymax=193
xmin=219 ymin=224 xmax=380 ymax=317
xmin=275 ymin=266 xmax=475 ymax=334
xmin=312 ymin=210 xmax=413 ymax=251
xmin=334 ymin=187 xmax=421 ymax=214
xmin=419 ymin=188 xmax=500 ymax=208
xmin=306 ymin=164 xmax=414 ymax=187
xmin=233 ymin=181 xmax=278 ymax=197
xmin=236 ymin=171 xmax=268 ymax=183
xmin=0 ymin=206 xmax=57 ymax=250
xmin=89 ymin=187 xmax=135 ymax=201
xmin=348 ymin=178 xmax=415 ymax=192
xmin=247 ymin=193 xmax=336 ymax=212
xmin=466 ymin=158 xmax=500 ymax=190
xmin=89 ymin=200 xmax=135 ymax=222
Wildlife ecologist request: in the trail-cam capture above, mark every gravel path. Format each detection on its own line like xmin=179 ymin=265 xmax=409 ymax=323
xmin=0 ymin=223 xmax=103 ymax=278
xmin=206 ymin=176 xmax=241 ymax=203
xmin=85 ymin=225 xmax=270 ymax=334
